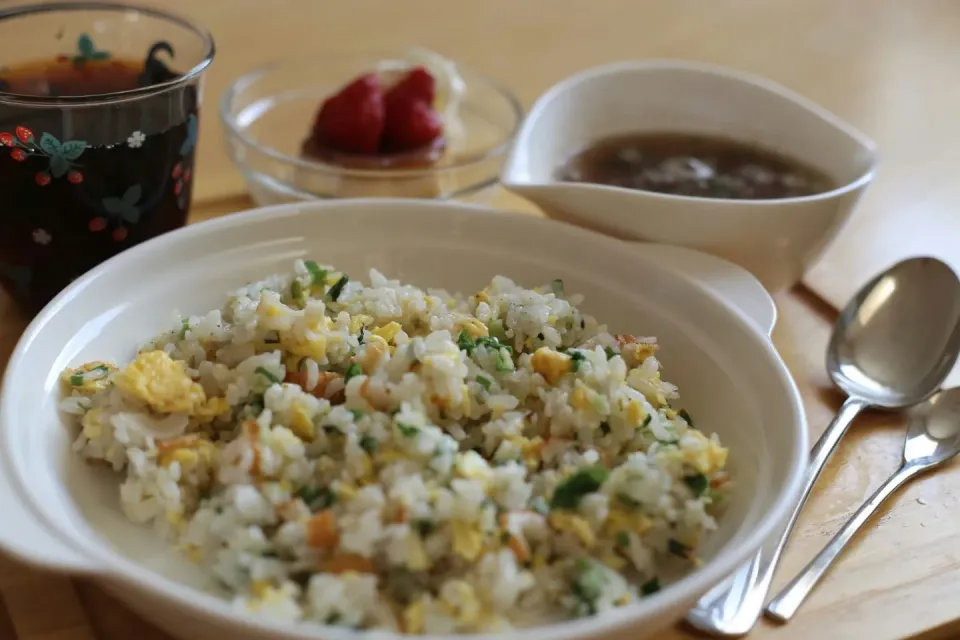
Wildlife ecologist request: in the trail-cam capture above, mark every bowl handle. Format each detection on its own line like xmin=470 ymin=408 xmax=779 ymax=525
xmin=628 ymin=242 xmax=777 ymax=337
xmin=0 ymin=455 xmax=102 ymax=575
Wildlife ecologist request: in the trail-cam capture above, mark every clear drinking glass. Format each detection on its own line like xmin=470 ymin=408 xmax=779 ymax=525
xmin=0 ymin=2 xmax=214 ymax=314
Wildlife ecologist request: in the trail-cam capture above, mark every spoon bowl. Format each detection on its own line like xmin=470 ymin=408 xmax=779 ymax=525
xmin=828 ymin=257 xmax=960 ymax=407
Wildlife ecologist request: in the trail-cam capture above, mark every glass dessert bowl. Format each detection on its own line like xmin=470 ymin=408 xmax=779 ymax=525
xmin=220 ymin=49 xmax=522 ymax=204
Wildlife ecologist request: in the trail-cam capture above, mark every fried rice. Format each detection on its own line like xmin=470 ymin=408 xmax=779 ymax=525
xmin=60 ymin=259 xmax=730 ymax=633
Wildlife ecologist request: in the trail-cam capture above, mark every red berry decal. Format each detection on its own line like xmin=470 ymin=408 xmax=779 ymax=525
xmin=34 ymin=172 xmax=51 ymax=186
xmin=183 ymin=169 xmax=192 ymax=183
xmin=173 ymin=181 xmax=183 ymax=196
xmin=15 ymin=126 xmax=33 ymax=143
xmin=112 ymin=227 xmax=128 ymax=241
xmin=67 ymin=170 xmax=83 ymax=184
xmin=0 ymin=133 xmax=14 ymax=147
xmin=88 ymin=217 xmax=107 ymax=232
xmin=171 ymin=162 xmax=183 ymax=179
xmin=10 ymin=149 xmax=26 ymax=162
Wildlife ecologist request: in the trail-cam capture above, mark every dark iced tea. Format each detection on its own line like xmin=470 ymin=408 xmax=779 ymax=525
xmin=0 ymin=31 xmax=207 ymax=313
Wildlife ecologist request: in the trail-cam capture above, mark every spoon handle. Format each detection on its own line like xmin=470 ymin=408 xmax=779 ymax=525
xmin=686 ymin=396 xmax=869 ymax=636
xmin=765 ymin=463 xmax=925 ymax=622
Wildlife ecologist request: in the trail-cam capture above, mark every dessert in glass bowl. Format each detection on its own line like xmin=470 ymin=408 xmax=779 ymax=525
xmin=221 ymin=49 xmax=521 ymax=204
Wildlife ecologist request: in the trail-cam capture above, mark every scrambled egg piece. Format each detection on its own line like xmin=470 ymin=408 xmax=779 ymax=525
xmin=288 ymin=403 xmax=316 ymax=442
xmin=604 ymin=508 xmax=653 ymax=537
xmin=115 ymin=351 xmax=226 ymax=418
xmin=441 ymin=580 xmax=482 ymax=625
xmin=372 ymin=321 xmax=403 ymax=343
xmin=61 ymin=361 xmax=117 ymax=394
xmin=457 ymin=317 xmax=488 ymax=338
xmin=530 ymin=347 xmax=572 ymax=385
xmin=403 ymin=599 xmax=427 ymax=634
xmin=157 ymin=434 xmax=217 ymax=470
xmin=680 ymin=431 xmax=729 ymax=474
xmin=350 ymin=314 xmax=374 ymax=334
xmin=451 ymin=520 xmax=485 ymax=561
xmin=626 ymin=400 xmax=649 ymax=427
xmin=548 ymin=512 xmax=596 ymax=548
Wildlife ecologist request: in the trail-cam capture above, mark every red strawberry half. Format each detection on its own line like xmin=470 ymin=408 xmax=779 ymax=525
xmin=382 ymin=98 xmax=444 ymax=153
xmin=312 ymin=74 xmax=385 ymax=155
xmin=385 ymin=66 xmax=436 ymax=107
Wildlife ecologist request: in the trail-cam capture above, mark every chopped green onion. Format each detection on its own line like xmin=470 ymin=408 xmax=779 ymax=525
xmin=640 ymin=578 xmax=661 ymax=596
xmin=360 ymin=435 xmax=379 ymax=453
xmin=668 ymin=538 xmax=691 ymax=559
xmin=684 ymin=473 xmax=709 ymax=496
xmin=396 ymin=422 xmax=419 ymax=438
xmin=70 ymin=373 xmax=84 ymax=386
xmin=457 ymin=331 xmax=476 ymax=353
xmin=550 ymin=279 xmax=564 ymax=296
xmin=568 ymin=350 xmax=586 ymax=372
xmin=642 ymin=414 xmax=652 ymax=427
xmin=304 ymin=260 xmax=327 ymax=285
xmin=616 ymin=531 xmax=630 ymax=548
xmin=616 ymin=492 xmax=641 ymax=509
xmin=477 ymin=336 xmax=512 ymax=352
xmin=261 ymin=550 xmax=280 ymax=558
xmin=678 ymin=408 xmax=694 ymax=426
xmin=327 ymin=274 xmax=348 ymax=301
xmin=178 ymin=317 xmax=190 ymax=340
xmin=349 ymin=408 xmax=364 ymax=420
xmin=323 ymin=425 xmax=343 ymax=435
xmin=550 ymin=465 xmax=609 ymax=510
xmin=290 ymin=279 xmax=304 ymax=304
xmin=325 ymin=612 xmax=342 ymax=626
xmin=476 ymin=375 xmax=492 ymax=390
xmin=495 ymin=349 xmax=513 ymax=372
xmin=604 ymin=347 xmax=617 ymax=360
xmin=296 ymin=486 xmax=335 ymax=510
xmin=415 ymin=519 xmax=436 ymax=537
xmin=255 ymin=366 xmax=281 ymax=385
xmin=344 ymin=362 xmax=362 ymax=381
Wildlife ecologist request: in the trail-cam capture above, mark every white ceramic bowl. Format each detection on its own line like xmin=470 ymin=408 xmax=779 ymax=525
xmin=0 ymin=200 xmax=806 ymax=640
xmin=501 ymin=60 xmax=878 ymax=291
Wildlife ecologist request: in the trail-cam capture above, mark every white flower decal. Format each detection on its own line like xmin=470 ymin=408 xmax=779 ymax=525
xmin=127 ymin=131 xmax=146 ymax=148
xmin=32 ymin=228 xmax=51 ymax=245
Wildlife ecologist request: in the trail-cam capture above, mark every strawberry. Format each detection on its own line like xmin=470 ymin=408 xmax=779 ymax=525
xmin=385 ymin=66 xmax=435 ymax=107
xmin=382 ymin=98 xmax=443 ymax=152
xmin=313 ymin=73 xmax=385 ymax=155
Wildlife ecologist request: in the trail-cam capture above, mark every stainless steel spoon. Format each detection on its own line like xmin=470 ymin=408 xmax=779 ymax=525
xmin=686 ymin=257 xmax=960 ymax=637
xmin=766 ymin=386 xmax=960 ymax=620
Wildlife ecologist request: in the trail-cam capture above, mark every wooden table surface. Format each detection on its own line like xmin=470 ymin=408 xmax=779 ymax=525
xmin=4 ymin=1 xmax=960 ymax=639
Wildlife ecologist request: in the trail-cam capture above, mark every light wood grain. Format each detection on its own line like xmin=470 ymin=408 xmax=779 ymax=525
xmin=3 ymin=1 xmax=960 ymax=640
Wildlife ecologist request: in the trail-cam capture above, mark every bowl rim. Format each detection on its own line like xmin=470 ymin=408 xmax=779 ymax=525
xmin=219 ymin=52 xmax=524 ymax=178
xmin=502 ymin=58 xmax=878 ymax=206
xmin=0 ymin=1 xmax=215 ymax=106
xmin=0 ymin=199 xmax=809 ymax=640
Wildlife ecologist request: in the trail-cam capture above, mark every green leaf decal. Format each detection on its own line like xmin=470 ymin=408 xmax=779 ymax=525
xmin=49 ymin=155 xmax=69 ymax=178
xmin=102 ymin=197 xmax=125 ymax=215
xmin=59 ymin=140 xmax=86 ymax=160
xmin=122 ymin=184 xmax=142 ymax=206
xmin=40 ymin=132 xmax=61 ymax=156
xmin=179 ymin=114 xmax=197 ymax=156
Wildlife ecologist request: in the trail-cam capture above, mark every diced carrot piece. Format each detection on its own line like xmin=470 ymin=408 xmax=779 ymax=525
xmin=322 ymin=553 xmax=374 ymax=574
xmin=306 ymin=510 xmax=339 ymax=549
xmin=505 ymin=533 xmax=529 ymax=563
